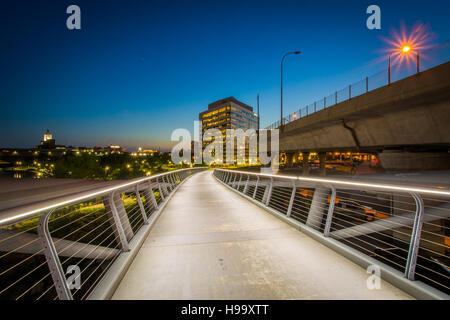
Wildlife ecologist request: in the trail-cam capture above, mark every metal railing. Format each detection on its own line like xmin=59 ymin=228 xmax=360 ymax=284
xmin=0 ymin=167 xmax=206 ymax=300
xmin=213 ymin=169 xmax=450 ymax=297
xmin=266 ymin=41 xmax=450 ymax=129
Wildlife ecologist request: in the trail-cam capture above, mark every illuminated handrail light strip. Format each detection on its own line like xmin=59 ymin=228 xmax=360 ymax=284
xmin=0 ymin=167 xmax=206 ymax=226
xmin=216 ymin=169 xmax=450 ymax=197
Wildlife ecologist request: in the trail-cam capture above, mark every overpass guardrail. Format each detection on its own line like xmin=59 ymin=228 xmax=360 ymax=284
xmin=0 ymin=167 xmax=206 ymax=300
xmin=213 ymin=169 xmax=450 ymax=298
xmin=266 ymin=41 xmax=450 ymax=130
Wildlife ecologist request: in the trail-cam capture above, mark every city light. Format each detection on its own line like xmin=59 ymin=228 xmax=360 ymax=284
xmin=382 ymin=23 xmax=434 ymax=85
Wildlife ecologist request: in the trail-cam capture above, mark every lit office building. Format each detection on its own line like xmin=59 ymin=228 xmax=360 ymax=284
xmin=199 ymin=97 xmax=259 ymax=164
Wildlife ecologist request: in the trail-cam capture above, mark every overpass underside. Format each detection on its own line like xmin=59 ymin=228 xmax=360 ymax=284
xmin=112 ymin=171 xmax=411 ymax=299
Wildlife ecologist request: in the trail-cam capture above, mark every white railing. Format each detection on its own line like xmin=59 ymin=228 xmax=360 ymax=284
xmin=0 ymin=167 xmax=206 ymax=300
xmin=213 ymin=169 xmax=450 ymax=298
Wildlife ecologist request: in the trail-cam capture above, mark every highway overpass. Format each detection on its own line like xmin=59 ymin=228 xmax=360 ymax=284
xmin=279 ymin=62 xmax=450 ymax=171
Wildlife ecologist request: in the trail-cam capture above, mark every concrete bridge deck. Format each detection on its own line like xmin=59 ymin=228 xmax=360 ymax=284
xmin=112 ymin=171 xmax=412 ymax=300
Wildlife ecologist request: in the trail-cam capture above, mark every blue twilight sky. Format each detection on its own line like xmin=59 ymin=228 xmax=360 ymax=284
xmin=0 ymin=0 xmax=449 ymax=151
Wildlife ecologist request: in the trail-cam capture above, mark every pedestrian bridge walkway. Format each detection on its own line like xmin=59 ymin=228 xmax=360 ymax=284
xmin=112 ymin=171 xmax=411 ymax=299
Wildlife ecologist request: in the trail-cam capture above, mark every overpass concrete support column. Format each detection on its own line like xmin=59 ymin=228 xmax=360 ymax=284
xmin=378 ymin=150 xmax=450 ymax=170
xmin=306 ymin=186 xmax=329 ymax=230
xmin=302 ymin=152 xmax=310 ymax=176
xmin=286 ymin=152 xmax=295 ymax=167
xmin=319 ymin=152 xmax=327 ymax=176
xmin=294 ymin=151 xmax=301 ymax=167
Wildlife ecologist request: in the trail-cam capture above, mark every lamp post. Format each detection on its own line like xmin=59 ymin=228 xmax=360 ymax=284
xmin=257 ymin=93 xmax=260 ymax=132
xmin=281 ymin=51 xmax=301 ymax=129
xmin=388 ymin=45 xmax=419 ymax=85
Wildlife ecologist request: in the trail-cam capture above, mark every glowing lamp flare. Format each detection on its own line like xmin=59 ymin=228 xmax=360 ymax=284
xmin=402 ymin=45 xmax=411 ymax=53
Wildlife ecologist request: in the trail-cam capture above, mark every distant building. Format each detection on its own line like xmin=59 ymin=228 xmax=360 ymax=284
xmin=39 ymin=129 xmax=56 ymax=149
xmin=142 ymin=149 xmax=158 ymax=154
xmin=133 ymin=147 xmax=158 ymax=156
xmin=35 ymin=129 xmax=67 ymax=152
xmin=199 ymin=97 xmax=259 ymax=164
xmin=106 ymin=145 xmax=126 ymax=154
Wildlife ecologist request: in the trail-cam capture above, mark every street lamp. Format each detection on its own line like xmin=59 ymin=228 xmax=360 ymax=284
xmin=281 ymin=51 xmax=301 ymax=129
xmin=388 ymin=45 xmax=419 ymax=85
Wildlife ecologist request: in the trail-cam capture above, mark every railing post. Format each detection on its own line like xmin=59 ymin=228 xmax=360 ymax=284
xmin=253 ymin=176 xmax=260 ymax=199
xmin=405 ymin=193 xmax=425 ymax=280
xmin=170 ymin=173 xmax=176 ymax=187
xmin=349 ymin=85 xmax=351 ymax=99
xmin=158 ymin=178 xmax=165 ymax=201
xmin=236 ymin=173 xmax=243 ymax=190
xmin=161 ymin=176 xmax=169 ymax=196
xmin=145 ymin=180 xmax=159 ymax=210
xmin=168 ymin=174 xmax=174 ymax=190
xmin=232 ymin=173 xmax=238 ymax=188
xmin=105 ymin=191 xmax=131 ymax=251
xmin=264 ymin=178 xmax=274 ymax=206
xmin=335 ymin=91 xmax=337 ymax=105
xmin=167 ymin=174 xmax=174 ymax=188
xmin=165 ymin=175 xmax=173 ymax=192
xmin=324 ymin=97 xmax=326 ymax=108
xmin=243 ymin=174 xmax=250 ymax=194
xmin=366 ymin=76 xmax=369 ymax=93
xmin=38 ymin=209 xmax=73 ymax=300
xmin=286 ymin=180 xmax=297 ymax=217
xmin=135 ymin=185 xmax=149 ymax=225
xmin=314 ymin=101 xmax=316 ymax=113
xmin=306 ymin=186 xmax=329 ymax=230
xmin=323 ymin=186 xmax=337 ymax=237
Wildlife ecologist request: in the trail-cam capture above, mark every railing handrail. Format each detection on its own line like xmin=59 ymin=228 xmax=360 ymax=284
xmin=0 ymin=167 xmax=207 ymax=226
xmin=214 ymin=169 xmax=450 ymax=197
